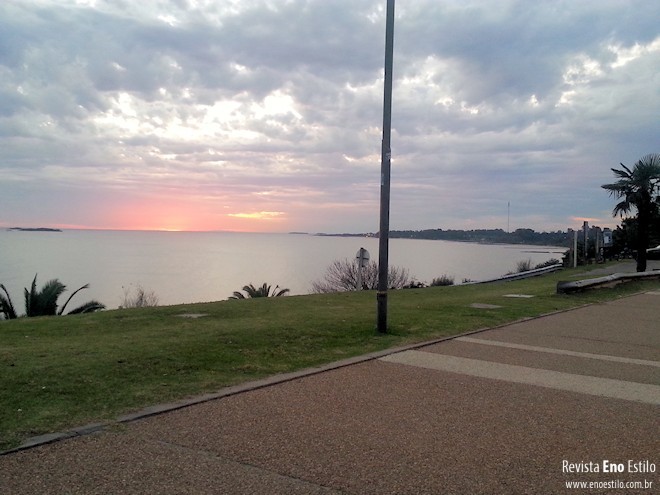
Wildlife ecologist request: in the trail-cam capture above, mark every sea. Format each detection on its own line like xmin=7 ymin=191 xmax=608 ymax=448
xmin=0 ymin=230 xmax=566 ymax=310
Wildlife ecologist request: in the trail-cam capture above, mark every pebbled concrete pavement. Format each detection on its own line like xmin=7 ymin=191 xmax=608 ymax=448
xmin=1 ymin=291 xmax=658 ymax=494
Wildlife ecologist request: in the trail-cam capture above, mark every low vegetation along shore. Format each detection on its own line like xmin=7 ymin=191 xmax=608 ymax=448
xmin=1 ymin=263 xmax=658 ymax=452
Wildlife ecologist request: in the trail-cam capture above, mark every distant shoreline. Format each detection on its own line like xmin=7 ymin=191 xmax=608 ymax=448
xmin=314 ymin=228 xmax=568 ymax=248
xmin=7 ymin=227 xmax=62 ymax=232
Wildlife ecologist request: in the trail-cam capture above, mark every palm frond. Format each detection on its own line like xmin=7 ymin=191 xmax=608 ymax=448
xmin=243 ymin=284 xmax=260 ymax=297
xmin=612 ymin=199 xmax=633 ymax=218
xmin=610 ymin=164 xmax=633 ymax=179
xmin=0 ymin=284 xmax=18 ymax=319
xmin=601 ymin=182 xmax=628 ymax=198
xmin=272 ymin=286 xmax=290 ymax=297
xmin=24 ymin=275 xmax=38 ymax=317
xmin=58 ymin=283 xmax=90 ymax=315
xmin=67 ymin=301 xmax=105 ymax=315
xmin=230 ymin=282 xmax=289 ymax=299
xmin=39 ymin=279 xmax=67 ymax=315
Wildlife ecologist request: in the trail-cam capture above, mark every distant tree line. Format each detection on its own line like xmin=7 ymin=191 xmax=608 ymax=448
xmin=322 ymin=228 xmax=570 ymax=246
xmin=387 ymin=228 xmax=569 ymax=245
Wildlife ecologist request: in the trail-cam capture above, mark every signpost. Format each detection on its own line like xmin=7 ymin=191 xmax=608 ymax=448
xmin=356 ymin=247 xmax=370 ymax=290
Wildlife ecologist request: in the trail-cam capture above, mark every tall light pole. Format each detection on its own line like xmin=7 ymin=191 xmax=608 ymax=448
xmin=377 ymin=0 xmax=395 ymax=333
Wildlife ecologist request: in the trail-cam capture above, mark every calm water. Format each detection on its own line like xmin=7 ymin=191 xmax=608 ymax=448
xmin=0 ymin=230 xmax=565 ymax=309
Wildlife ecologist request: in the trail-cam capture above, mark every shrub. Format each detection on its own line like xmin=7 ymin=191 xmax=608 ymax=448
xmin=533 ymin=258 xmax=561 ymax=270
xmin=403 ymin=280 xmax=427 ymax=289
xmin=121 ymin=285 xmax=159 ymax=308
xmin=229 ymin=283 xmax=289 ymax=299
xmin=311 ymin=259 xmax=411 ymax=293
xmin=515 ymin=259 xmax=533 ymax=273
xmin=430 ymin=275 xmax=455 ymax=286
xmin=507 ymin=258 xmax=561 ymax=276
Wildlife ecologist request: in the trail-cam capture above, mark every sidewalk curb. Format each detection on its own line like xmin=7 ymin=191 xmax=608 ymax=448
xmin=557 ymin=270 xmax=660 ymax=293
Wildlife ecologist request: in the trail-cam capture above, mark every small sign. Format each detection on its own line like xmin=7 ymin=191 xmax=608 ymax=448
xmin=356 ymin=247 xmax=370 ymax=268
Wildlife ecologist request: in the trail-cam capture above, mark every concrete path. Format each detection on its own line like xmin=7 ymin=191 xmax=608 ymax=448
xmin=1 ymin=292 xmax=659 ymax=494
xmin=569 ymin=259 xmax=660 ymax=277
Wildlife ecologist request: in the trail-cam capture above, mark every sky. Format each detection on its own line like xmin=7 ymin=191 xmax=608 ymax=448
xmin=1 ymin=0 xmax=658 ymax=233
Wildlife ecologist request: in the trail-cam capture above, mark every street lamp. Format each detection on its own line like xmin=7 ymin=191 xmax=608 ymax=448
xmin=377 ymin=0 xmax=395 ymax=333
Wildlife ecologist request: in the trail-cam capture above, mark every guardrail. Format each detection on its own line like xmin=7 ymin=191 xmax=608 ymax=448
xmin=474 ymin=264 xmax=564 ymax=284
xmin=556 ymin=270 xmax=660 ymax=294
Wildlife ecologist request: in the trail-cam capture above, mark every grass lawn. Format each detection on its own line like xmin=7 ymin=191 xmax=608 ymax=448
xmin=1 ymin=263 xmax=658 ymax=452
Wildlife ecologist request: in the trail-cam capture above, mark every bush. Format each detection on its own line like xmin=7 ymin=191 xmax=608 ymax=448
xmin=515 ymin=259 xmax=534 ymax=273
xmin=121 ymin=285 xmax=159 ymax=308
xmin=508 ymin=258 xmax=561 ymax=275
xmin=311 ymin=259 xmax=411 ymax=293
xmin=534 ymin=258 xmax=561 ymax=270
xmin=229 ymin=283 xmax=289 ymax=299
xmin=430 ymin=275 xmax=455 ymax=286
xmin=403 ymin=280 xmax=427 ymax=289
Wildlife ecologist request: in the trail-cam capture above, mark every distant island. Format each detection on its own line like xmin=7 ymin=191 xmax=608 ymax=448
xmin=8 ymin=227 xmax=62 ymax=232
xmin=317 ymin=228 xmax=569 ymax=247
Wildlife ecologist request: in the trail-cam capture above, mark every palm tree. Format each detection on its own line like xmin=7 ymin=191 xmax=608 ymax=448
xmin=25 ymin=277 xmax=65 ymax=317
xmin=229 ymin=283 xmax=290 ymax=299
xmin=602 ymin=153 xmax=660 ymax=272
xmin=1 ymin=275 xmax=105 ymax=319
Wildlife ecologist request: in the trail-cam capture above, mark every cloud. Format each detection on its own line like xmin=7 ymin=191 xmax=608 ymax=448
xmin=227 ymin=211 xmax=285 ymax=220
xmin=0 ymin=0 xmax=658 ymax=233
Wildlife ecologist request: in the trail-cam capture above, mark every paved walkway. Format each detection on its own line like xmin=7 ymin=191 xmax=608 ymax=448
xmin=1 ymin=291 xmax=659 ymax=494
xmin=568 ymin=259 xmax=660 ymax=277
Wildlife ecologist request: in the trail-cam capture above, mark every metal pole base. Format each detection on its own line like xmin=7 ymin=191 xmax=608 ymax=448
xmin=377 ymin=290 xmax=388 ymax=333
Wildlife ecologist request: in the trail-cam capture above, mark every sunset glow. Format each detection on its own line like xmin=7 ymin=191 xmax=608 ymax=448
xmin=96 ymin=199 xmax=289 ymax=233
xmin=227 ymin=211 xmax=286 ymax=220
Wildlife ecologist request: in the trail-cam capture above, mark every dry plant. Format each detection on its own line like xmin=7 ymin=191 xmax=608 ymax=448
xmin=311 ymin=258 xmax=411 ymax=293
xmin=120 ymin=284 xmax=159 ymax=308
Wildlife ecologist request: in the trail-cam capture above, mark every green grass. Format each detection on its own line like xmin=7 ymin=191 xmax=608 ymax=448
xmin=1 ymin=263 xmax=658 ymax=452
